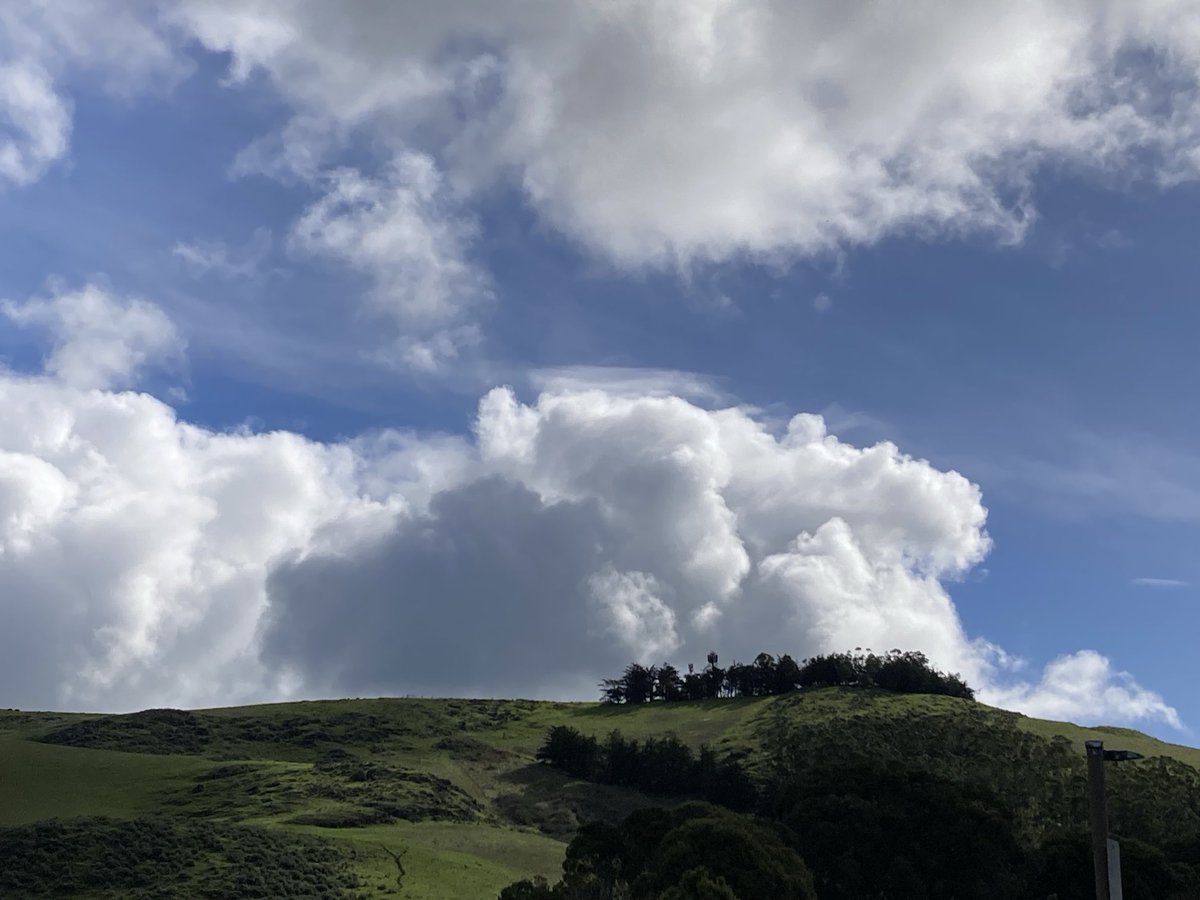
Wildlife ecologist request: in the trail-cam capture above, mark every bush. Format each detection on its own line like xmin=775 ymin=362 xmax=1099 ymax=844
xmin=0 ymin=816 xmax=362 ymax=898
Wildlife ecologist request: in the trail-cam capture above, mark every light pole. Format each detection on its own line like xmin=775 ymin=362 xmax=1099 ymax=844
xmin=1085 ymin=739 xmax=1143 ymax=900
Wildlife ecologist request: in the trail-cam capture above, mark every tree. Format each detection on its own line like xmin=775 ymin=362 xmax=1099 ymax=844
xmin=604 ymin=731 xmax=643 ymax=787
xmin=655 ymin=867 xmax=738 ymax=900
xmin=724 ymin=661 xmax=755 ymax=698
xmin=600 ymin=679 xmax=626 ymax=704
xmin=654 ymin=665 xmax=684 ymax=702
xmin=561 ymin=821 xmax=631 ymax=899
xmin=874 ymin=650 xmax=937 ymax=693
xmin=536 ymin=725 xmax=601 ymax=779
xmin=498 ymin=876 xmax=556 ymax=899
xmin=772 ymin=654 xmax=801 ymax=695
xmin=1025 ymin=833 xmax=1191 ymax=900
xmin=798 ymin=653 xmax=858 ymax=687
xmin=693 ymin=745 xmax=756 ymax=812
xmin=768 ymin=763 xmax=1023 ymax=900
xmin=630 ymin=804 xmax=817 ymax=900
xmin=622 ymin=663 xmax=657 ymax=704
xmin=603 ymin=646 xmax=976 ymax=704
xmin=639 ymin=735 xmax=695 ymax=795
xmin=704 ymin=652 xmax=724 ymax=699
xmin=751 ymin=653 xmax=778 ymax=696
xmin=601 ymin=664 xmax=657 ymax=704
xmin=511 ymin=803 xmax=815 ymax=900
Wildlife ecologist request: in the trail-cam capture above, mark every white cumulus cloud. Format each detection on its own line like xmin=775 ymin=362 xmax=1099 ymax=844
xmin=589 ymin=567 xmax=680 ymax=663
xmin=2 ymin=284 xmax=185 ymax=390
xmin=981 ymin=651 xmax=1183 ymax=731
xmin=0 ymin=370 xmax=406 ymax=710
xmin=289 ymin=156 xmax=491 ymax=371
xmin=0 ymin=2 xmax=182 ymax=187
xmin=0 ymin=61 xmax=70 ymax=187
xmin=171 ymin=0 xmax=1200 ymax=267
xmin=261 ymin=385 xmax=1180 ymax=729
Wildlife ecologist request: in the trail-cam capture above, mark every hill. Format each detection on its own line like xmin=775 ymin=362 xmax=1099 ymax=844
xmin=1 ymin=690 xmax=1198 ymax=898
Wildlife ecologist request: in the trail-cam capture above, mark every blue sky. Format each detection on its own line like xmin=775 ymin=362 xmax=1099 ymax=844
xmin=0 ymin=3 xmax=1197 ymax=739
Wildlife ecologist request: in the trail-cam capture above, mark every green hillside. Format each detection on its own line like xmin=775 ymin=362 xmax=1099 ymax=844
xmin=0 ymin=691 xmax=1197 ymax=898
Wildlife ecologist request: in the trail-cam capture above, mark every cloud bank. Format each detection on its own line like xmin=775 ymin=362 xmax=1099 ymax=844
xmin=0 ymin=296 xmax=1180 ymax=728
xmin=171 ymin=0 xmax=1200 ymax=269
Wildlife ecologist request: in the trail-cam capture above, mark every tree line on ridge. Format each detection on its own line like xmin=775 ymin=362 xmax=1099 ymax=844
xmin=599 ymin=648 xmax=974 ymax=704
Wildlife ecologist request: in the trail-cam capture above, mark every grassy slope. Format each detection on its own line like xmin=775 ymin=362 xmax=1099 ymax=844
xmin=1015 ymin=716 xmax=1200 ymax=770
xmin=1 ymin=694 xmax=1196 ymax=899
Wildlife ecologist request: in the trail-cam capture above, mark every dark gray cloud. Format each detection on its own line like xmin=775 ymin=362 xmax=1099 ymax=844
xmin=262 ymin=476 xmax=618 ymax=698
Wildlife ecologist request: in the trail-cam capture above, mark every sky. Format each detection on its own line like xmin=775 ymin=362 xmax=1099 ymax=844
xmin=0 ymin=2 xmax=1197 ymax=741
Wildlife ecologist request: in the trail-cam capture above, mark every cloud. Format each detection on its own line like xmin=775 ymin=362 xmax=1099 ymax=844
xmin=980 ymin=650 xmax=1183 ymax=730
xmin=0 ymin=61 xmax=70 ymax=187
xmin=173 ymin=228 xmax=273 ymax=280
xmin=0 ymin=367 xmax=402 ymax=711
xmin=289 ymin=156 xmax=491 ymax=370
xmin=385 ymin=325 xmax=484 ymax=375
xmin=0 ymin=3 xmax=182 ymax=187
xmin=262 ymin=476 xmax=613 ymax=698
xmin=261 ymin=386 xmax=1180 ymax=728
xmin=18 ymin=1 xmax=1196 ymax=384
xmin=0 ymin=304 xmax=1180 ymax=727
xmin=2 ymin=283 xmax=185 ymax=389
xmin=527 ymin=366 xmax=730 ymax=405
xmin=173 ymin=1 xmax=1200 ymax=267
xmin=813 ymin=294 xmax=833 ymax=313
xmin=588 ymin=568 xmax=681 ymax=663
xmin=1131 ymin=577 xmax=1189 ymax=589
xmin=261 ymin=385 xmax=995 ymax=698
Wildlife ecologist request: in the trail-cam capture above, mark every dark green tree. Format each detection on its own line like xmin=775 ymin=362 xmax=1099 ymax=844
xmin=654 ymin=664 xmax=684 ymax=702
xmin=768 ymin=763 xmax=1023 ymax=900
xmin=724 ymin=661 xmax=755 ymax=698
xmin=622 ymin=664 xmax=657 ymax=704
xmin=536 ymin=725 xmax=601 ymax=779
xmin=772 ymin=653 xmax=801 ymax=694
xmin=655 ymin=868 xmax=738 ymax=900
xmin=703 ymin=652 xmax=724 ymax=699
xmin=599 ymin=679 xmax=626 ymax=704
xmin=629 ymin=804 xmax=816 ymax=900
xmin=498 ymin=876 xmax=556 ymax=899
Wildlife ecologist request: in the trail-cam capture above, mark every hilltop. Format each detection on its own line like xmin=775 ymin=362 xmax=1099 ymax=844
xmin=1 ymin=690 xmax=1198 ymax=898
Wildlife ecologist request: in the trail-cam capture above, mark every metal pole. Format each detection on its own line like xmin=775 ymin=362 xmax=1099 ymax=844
xmin=1107 ymin=838 xmax=1124 ymax=900
xmin=1085 ymin=740 xmax=1110 ymax=900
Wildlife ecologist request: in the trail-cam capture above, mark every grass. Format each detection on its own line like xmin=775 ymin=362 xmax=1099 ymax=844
xmin=287 ymin=822 xmax=566 ymax=900
xmin=0 ymin=734 xmax=210 ymax=826
xmin=1 ymin=691 xmax=1198 ymax=897
xmin=1016 ymin=716 xmax=1200 ymax=769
